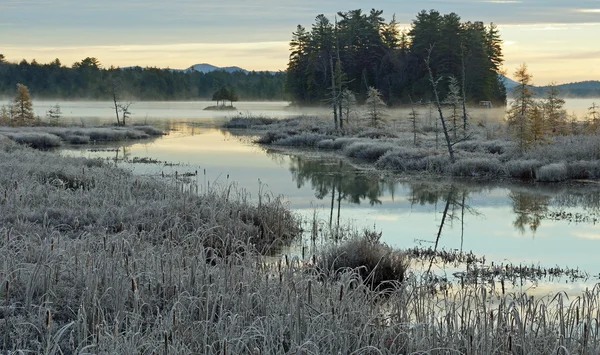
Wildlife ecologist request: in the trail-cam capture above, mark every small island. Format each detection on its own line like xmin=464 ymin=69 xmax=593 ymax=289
xmin=203 ymin=85 xmax=238 ymax=111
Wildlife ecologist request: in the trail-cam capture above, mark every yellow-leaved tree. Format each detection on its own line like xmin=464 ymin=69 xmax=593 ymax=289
xmin=12 ymin=83 xmax=35 ymax=124
xmin=506 ymin=64 xmax=536 ymax=151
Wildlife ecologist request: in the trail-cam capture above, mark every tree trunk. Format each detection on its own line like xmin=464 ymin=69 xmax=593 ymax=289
xmin=329 ymin=56 xmax=338 ymax=130
xmin=112 ymin=92 xmax=121 ymax=126
xmin=426 ymin=47 xmax=455 ymax=164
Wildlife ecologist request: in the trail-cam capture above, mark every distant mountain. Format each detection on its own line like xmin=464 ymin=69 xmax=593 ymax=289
xmin=500 ymin=74 xmax=519 ymax=90
xmin=185 ymin=63 xmax=248 ymax=74
xmin=504 ymin=76 xmax=600 ymax=98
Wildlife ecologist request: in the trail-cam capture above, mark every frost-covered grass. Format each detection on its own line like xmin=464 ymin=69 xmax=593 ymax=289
xmin=0 ymin=125 xmax=164 ymax=148
xmin=242 ymin=114 xmax=600 ymax=182
xmin=2 ymin=141 xmax=600 ymax=353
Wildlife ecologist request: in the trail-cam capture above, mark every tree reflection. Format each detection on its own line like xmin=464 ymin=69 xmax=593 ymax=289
xmin=288 ymin=156 xmax=389 ymax=206
xmin=509 ymin=191 xmax=550 ymax=234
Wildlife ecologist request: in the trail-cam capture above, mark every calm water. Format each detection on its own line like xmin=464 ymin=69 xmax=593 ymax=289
xmin=55 ymin=100 xmax=600 ymax=293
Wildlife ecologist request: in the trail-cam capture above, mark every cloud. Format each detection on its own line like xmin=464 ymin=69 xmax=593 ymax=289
xmin=575 ymin=9 xmax=600 ymax=13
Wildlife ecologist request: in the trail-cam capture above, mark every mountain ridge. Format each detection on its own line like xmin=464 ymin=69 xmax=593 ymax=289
xmin=185 ymin=63 xmax=248 ymax=73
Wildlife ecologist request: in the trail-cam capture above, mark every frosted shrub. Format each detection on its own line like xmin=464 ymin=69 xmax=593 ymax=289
xmin=455 ymin=139 xmax=515 ymax=155
xmin=2 ymin=131 xmax=62 ymax=148
xmin=318 ymin=232 xmax=409 ymax=290
xmin=274 ymin=133 xmax=329 ymax=147
xmin=536 ymin=162 xmax=568 ymax=182
xmin=567 ymin=160 xmax=600 ymax=179
xmin=505 ymin=159 xmax=543 ymax=179
xmin=343 ymin=141 xmax=396 ymax=162
xmin=374 ymin=147 xmax=431 ymax=171
xmin=450 ymin=157 xmax=506 ymax=177
xmin=255 ymin=131 xmax=289 ymax=144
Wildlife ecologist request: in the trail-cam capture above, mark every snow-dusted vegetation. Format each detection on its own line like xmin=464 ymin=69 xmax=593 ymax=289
xmin=2 ymin=140 xmax=600 ymax=353
xmin=0 ymin=125 xmax=164 ymax=148
xmin=240 ymin=108 xmax=600 ymax=182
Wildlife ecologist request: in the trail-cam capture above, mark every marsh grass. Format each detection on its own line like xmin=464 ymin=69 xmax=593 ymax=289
xmin=0 ymin=125 xmax=164 ymax=148
xmin=3 ymin=141 xmax=600 ymax=353
xmin=244 ymin=114 xmax=600 ymax=182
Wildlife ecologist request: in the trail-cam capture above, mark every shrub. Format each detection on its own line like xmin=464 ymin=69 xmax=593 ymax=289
xmin=66 ymin=134 xmax=91 ymax=144
xmin=505 ymin=159 xmax=543 ymax=180
xmin=255 ymin=131 xmax=289 ymax=144
xmin=273 ymin=133 xmax=328 ymax=147
xmin=450 ymin=158 xmax=506 ymax=177
xmin=374 ymin=147 xmax=430 ymax=171
xmin=5 ymin=132 xmax=62 ymax=148
xmin=536 ymin=162 xmax=568 ymax=182
xmin=343 ymin=142 xmax=396 ymax=162
xmin=567 ymin=160 xmax=600 ymax=180
xmin=318 ymin=230 xmax=409 ymax=290
xmin=455 ymin=139 xmax=515 ymax=155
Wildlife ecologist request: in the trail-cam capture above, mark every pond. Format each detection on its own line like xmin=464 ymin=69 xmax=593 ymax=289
xmin=53 ymin=100 xmax=600 ymax=294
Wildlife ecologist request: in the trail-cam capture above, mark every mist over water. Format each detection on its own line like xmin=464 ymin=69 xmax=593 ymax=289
xmin=32 ymin=98 xmax=598 ymax=127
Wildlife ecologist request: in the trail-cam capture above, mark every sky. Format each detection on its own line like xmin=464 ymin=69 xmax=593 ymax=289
xmin=1 ymin=0 xmax=599 ymax=84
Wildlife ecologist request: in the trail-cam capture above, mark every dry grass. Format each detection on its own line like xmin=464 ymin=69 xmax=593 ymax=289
xmin=2 ymin=140 xmax=600 ymax=354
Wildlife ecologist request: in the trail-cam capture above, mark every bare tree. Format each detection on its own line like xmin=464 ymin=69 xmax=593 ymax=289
xmin=108 ymin=76 xmax=133 ymax=126
xmin=425 ymin=46 xmax=455 ymax=164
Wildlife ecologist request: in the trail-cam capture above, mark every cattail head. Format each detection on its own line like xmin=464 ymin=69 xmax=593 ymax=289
xmin=45 ymin=309 xmax=51 ymax=329
xmin=131 ymin=278 xmax=137 ymax=294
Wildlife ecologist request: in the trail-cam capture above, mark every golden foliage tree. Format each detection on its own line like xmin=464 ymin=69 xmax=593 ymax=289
xmin=12 ymin=83 xmax=35 ymax=123
xmin=543 ymin=83 xmax=566 ymax=135
xmin=506 ymin=64 xmax=535 ymax=151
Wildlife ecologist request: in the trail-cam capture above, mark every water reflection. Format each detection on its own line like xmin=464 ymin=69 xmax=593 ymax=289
xmin=288 ymin=156 xmax=388 ymax=205
xmin=285 ymin=153 xmax=599 ymax=238
xmin=60 ymin=124 xmax=600 ymax=276
xmin=510 ymin=191 xmax=550 ymax=234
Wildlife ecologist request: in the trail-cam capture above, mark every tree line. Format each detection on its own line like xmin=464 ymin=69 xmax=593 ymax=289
xmin=285 ymin=9 xmax=506 ymax=107
xmin=0 ymin=56 xmax=285 ymax=101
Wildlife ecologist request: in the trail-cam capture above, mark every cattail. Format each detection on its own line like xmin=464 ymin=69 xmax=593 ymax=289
xmin=46 ymin=309 xmax=51 ymax=330
xmin=164 ymin=332 xmax=169 ymax=354
xmin=131 ymin=278 xmax=137 ymax=294
xmin=339 ymin=284 xmax=344 ymax=302
xmin=51 ymin=238 xmax=54 ymax=252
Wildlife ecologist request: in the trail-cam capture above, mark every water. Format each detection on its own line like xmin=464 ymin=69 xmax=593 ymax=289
xmin=55 ymin=100 xmax=600 ymax=293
